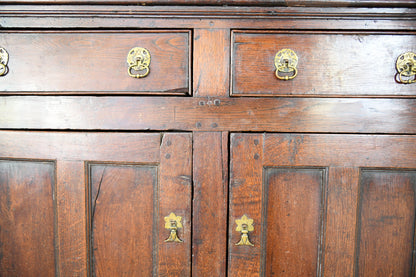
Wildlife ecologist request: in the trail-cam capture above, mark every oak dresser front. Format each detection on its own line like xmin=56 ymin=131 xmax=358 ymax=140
xmin=1 ymin=2 xmax=416 ymax=276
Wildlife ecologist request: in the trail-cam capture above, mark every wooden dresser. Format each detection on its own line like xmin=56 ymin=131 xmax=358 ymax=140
xmin=1 ymin=1 xmax=416 ymax=276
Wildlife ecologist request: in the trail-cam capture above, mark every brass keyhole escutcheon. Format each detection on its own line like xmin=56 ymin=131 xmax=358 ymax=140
xmin=127 ymin=47 xmax=151 ymax=78
xmin=235 ymin=214 xmax=254 ymax=246
xmin=0 ymin=47 xmax=9 ymax=77
xmin=164 ymin=212 xmax=183 ymax=243
xmin=396 ymin=52 xmax=416 ymax=84
xmin=275 ymin=49 xmax=298 ymax=81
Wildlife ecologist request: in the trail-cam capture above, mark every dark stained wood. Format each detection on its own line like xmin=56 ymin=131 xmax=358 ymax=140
xmin=228 ymin=133 xmax=264 ymax=276
xmin=263 ymin=168 xmax=324 ymax=276
xmin=194 ymin=29 xmax=230 ymax=97
xmin=1 ymin=97 xmax=416 ymax=134
xmin=356 ymin=170 xmax=416 ymax=277
xmin=1 ymin=4 xmax=416 ymax=277
xmin=90 ymin=164 xmax=157 ymax=276
xmin=232 ymin=31 xmax=416 ymax=97
xmin=0 ymin=160 xmax=56 ymax=276
xmin=56 ymin=161 xmax=88 ymax=276
xmin=323 ymin=167 xmax=360 ymax=277
xmin=193 ymin=132 xmax=228 ymax=276
xmin=230 ymin=134 xmax=416 ymax=276
xmin=1 ymin=6 xmax=416 ymax=30
xmin=263 ymin=134 xmax=416 ymax=168
xmin=262 ymin=168 xmax=325 ymax=276
xmin=0 ymin=31 xmax=190 ymax=95
xmin=0 ymin=132 xmax=161 ymax=162
xmin=2 ymin=0 xmax=415 ymax=7
xmin=158 ymin=133 xmax=192 ymax=276
xmin=0 ymin=131 xmax=192 ymax=276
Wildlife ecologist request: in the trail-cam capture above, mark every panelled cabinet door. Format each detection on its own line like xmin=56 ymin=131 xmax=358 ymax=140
xmin=0 ymin=131 xmax=192 ymax=277
xmin=229 ymin=133 xmax=416 ymax=277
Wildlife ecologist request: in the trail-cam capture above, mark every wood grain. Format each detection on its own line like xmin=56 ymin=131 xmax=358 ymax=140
xmin=57 ymin=161 xmax=87 ymax=276
xmin=263 ymin=168 xmax=324 ymax=276
xmin=158 ymin=133 xmax=192 ymax=277
xmin=230 ymin=133 xmax=416 ymax=276
xmin=90 ymin=164 xmax=157 ymax=276
xmin=229 ymin=133 xmax=264 ymax=276
xmin=356 ymin=170 xmax=416 ymax=277
xmin=0 ymin=160 xmax=56 ymax=276
xmin=1 ymin=6 xmax=415 ymax=30
xmin=264 ymin=134 xmax=416 ymax=168
xmin=232 ymin=31 xmax=416 ymax=97
xmin=0 ymin=131 xmax=192 ymax=276
xmin=2 ymin=0 xmax=415 ymax=7
xmin=193 ymin=132 xmax=228 ymax=276
xmin=0 ymin=131 xmax=161 ymax=162
xmin=194 ymin=29 xmax=230 ymax=97
xmin=1 ymin=97 xmax=415 ymax=134
xmin=323 ymin=167 xmax=360 ymax=277
xmin=0 ymin=31 xmax=190 ymax=95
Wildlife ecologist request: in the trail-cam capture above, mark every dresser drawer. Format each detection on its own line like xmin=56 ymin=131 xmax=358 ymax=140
xmin=0 ymin=31 xmax=191 ymax=95
xmin=231 ymin=31 xmax=416 ymax=97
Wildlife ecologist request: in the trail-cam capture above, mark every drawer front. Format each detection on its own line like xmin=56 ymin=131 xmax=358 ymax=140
xmin=0 ymin=31 xmax=191 ymax=95
xmin=231 ymin=31 xmax=416 ymax=97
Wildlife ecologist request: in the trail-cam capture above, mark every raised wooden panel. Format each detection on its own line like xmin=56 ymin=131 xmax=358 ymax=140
xmin=232 ymin=31 xmax=416 ymax=97
xmin=0 ymin=131 xmax=192 ymax=276
xmin=356 ymin=170 xmax=416 ymax=277
xmin=0 ymin=31 xmax=190 ymax=95
xmin=262 ymin=168 xmax=325 ymax=276
xmin=88 ymin=164 xmax=157 ymax=276
xmin=231 ymin=134 xmax=416 ymax=276
xmin=0 ymin=160 xmax=56 ymax=276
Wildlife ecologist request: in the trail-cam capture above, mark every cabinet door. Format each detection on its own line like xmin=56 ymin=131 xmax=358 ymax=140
xmin=0 ymin=131 xmax=192 ymax=277
xmin=229 ymin=133 xmax=416 ymax=277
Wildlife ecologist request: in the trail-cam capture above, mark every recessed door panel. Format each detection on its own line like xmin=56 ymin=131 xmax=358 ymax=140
xmin=89 ymin=164 xmax=157 ymax=276
xmin=262 ymin=168 xmax=325 ymax=276
xmin=0 ymin=160 xmax=56 ymax=276
xmin=0 ymin=131 xmax=192 ymax=276
xmin=357 ymin=170 xmax=416 ymax=277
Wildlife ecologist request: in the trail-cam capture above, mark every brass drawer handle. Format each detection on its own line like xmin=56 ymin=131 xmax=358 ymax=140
xmin=235 ymin=214 xmax=254 ymax=246
xmin=164 ymin=212 xmax=183 ymax=243
xmin=275 ymin=49 xmax=298 ymax=81
xmin=396 ymin=52 xmax=416 ymax=84
xmin=127 ymin=47 xmax=151 ymax=78
xmin=0 ymin=47 xmax=9 ymax=76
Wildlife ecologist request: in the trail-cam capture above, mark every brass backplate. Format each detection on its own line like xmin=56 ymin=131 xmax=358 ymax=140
xmin=127 ymin=47 xmax=151 ymax=78
xmin=396 ymin=52 xmax=416 ymax=84
xmin=164 ymin=212 xmax=183 ymax=243
xmin=235 ymin=214 xmax=254 ymax=246
xmin=0 ymin=47 xmax=9 ymax=76
xmin=274 ymin=49 xmax=298 ymax=80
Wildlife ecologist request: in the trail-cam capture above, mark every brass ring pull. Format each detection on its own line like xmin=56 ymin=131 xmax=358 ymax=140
xmin=274 ymin=49 xmax=298 ymax=81
xmin=127 ymin=47 xmax=151 ymax=79
xmin=235 ymin=214 xmax=254 ymax=246
xmin=128 ymin=65 xmax=149 ymax=79
xmin=0 ymin=47 xmax=9 ymax=77
xmin=164 ymin=212 xmax=183 ymax=243
xmin=275 ymin=65 xmax=298 ymax=80
xmin=395 ymin=52 xmax=416 ymax=84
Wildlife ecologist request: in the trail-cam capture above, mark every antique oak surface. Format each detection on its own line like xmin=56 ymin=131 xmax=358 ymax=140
xmin=1 ymin=2 xmax=416 ymax=277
